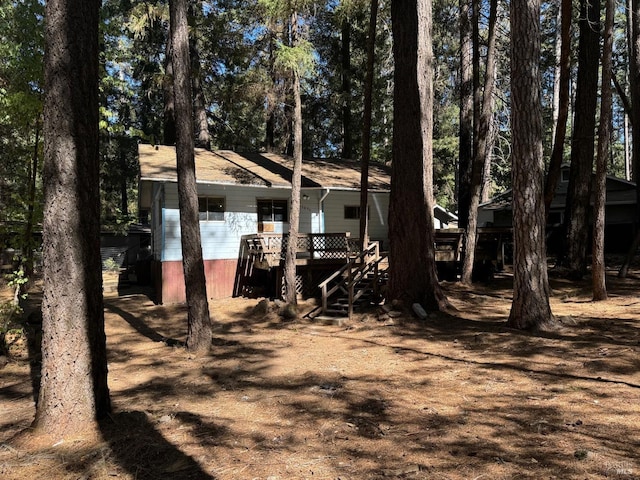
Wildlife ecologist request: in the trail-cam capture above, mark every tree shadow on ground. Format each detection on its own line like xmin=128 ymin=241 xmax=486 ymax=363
xmin=105 ymin=300 xmax=183 ymax=347
xmin=99 ymin=410 xmax=216 ymax=480
xmin=6 ymin=276 xmax=635 ymax=479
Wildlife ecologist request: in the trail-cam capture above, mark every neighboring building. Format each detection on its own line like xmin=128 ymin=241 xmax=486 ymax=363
xmin=138 ymin=144 xmax=392 ymax=303
xmin=477 ymin=166 xmax=637 ymax=253
xmin=434 ymin=205 xmax=458 ymax=229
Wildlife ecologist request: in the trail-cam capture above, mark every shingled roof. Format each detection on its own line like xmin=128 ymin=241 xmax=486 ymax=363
xmin=138 ymin=144 xmax=391 ymax=191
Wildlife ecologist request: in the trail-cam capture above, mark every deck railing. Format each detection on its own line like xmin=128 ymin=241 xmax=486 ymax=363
xmin=242 ymin=232 xmax=360 ymax=269
xmin=318 ymin=241 xmax=387 ymax=319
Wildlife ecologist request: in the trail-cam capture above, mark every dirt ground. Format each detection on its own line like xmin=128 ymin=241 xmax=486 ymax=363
xmin=1 ymin=268 xmax=639 ymax=479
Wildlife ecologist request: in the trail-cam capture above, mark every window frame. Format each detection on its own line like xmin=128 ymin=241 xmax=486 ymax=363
xmin=198 ymin=196 xmax=226 ymax=222
xmin=344 ymin=205 xmax=368 ymax=220
xmin=257 ymin=199 xmax=289 ymax=223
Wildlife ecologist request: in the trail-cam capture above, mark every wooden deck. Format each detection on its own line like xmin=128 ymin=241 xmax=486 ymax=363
xmin=434 ymin=227 xmax=513 ymax=267
xmin=243 ymin=233 xmax=359 ymax=270
xmin=233 ymin=228 xmax=512 ymax=300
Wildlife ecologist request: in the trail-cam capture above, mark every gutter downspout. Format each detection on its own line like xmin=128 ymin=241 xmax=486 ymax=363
xmin=319 ymin=188 xmax=331 ymax=233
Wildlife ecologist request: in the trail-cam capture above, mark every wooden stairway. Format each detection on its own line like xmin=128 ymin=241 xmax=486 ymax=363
xmin=318 ymin=242 xmax=388 ymax=319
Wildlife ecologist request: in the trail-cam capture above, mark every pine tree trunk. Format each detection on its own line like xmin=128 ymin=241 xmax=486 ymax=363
xmin=341 ymin=18 xmax=352 ymax=159
xmin=471 ymin=0 xmax=481 ymax=165
xmin=119 ymin=147 xmax=129 ymax=216
xmin=359 ymin=0 xmax=378 ymax=250
xmin=24 ymin=120 xmax=40 ymax=278
xmin=33 ymin=0 xmax=110 ymax=441
xmin=563 ymin=0 xmax=600 ymax=277
xmin=189 ymin=3 xmax=210 ymax=150
xmin=460 ymin=0 xmax=498 ymax=284
xmin=507 ymin=0 xmax=554 ymax=330
xmin=593 ymin=0 xmax=614 ymax=301
xmin=544 ymin=0 xmax=572 ymax=217
xmin=170 ymin=0 xmax=212 ymax=354
xmin=163 ymin=35 xmax=176 ymax=146
xmin=265 ymin=33 xmax=277 ymax=153
xmin=192 ymin=44 xmax=211 ymax=150
xmin=283 ymin=13 xmax=303 ymax=309
xmin=388 ymin=0 xmax=448 ymax=311
xmin=620 ymin=0 xmax=640 ymax=276
xmin=457 ymin=0 xmax=473 ymax=229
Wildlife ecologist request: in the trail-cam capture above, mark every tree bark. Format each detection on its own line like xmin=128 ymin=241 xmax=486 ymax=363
xmin=191 ymin=42 xmax=210 ymax=150
xmin=163 ymin=35 xmax=176 ymax=146
xmin=24 ymin=119 xmax=40 ymax=278
xmin=593 ymin=0 xmax=614 ymax=301
xmin=457 ymin=0 xmax=473 ymax=229
xmin=544 ymin=0 xmax=572 ymax=217
xmin=507 ymin=0 xmax=554 ymax=330
xmin=631 ymin=0 xmax=640 ymax=184
xmin=119 ymin=146 xmax=129 ymax=217
xmin=619 ymin=0 xmax=640 ymax=276
xmin=33 ymin=0 xmax=110 ymax=441
xmin=170 ymin=0 xmax=212 ymax=354
xmin=359 ymin=0 xmax=378 ymax=251
xmin=265 ymin=33 xmax=277 ymax=153
xmin=563 ymin=0 xmax=600 ymax=277
xmin=388 ymin=0 xmax=448 ymax=311
xmin=283 ymin=12 xmax=303 ymax=309
xmin=471 ymin=0 xmax=481 ymax=168
xmin=189 ymin=2 xmax=210 ymax=150
xmin=460 ymin=0 xmax=498 ymax=284
xmin=341 ymin=18 xmax=352 ymax=159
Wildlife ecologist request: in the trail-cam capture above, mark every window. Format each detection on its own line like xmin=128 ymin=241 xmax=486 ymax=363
xmin=257 ymin=199 xmax=288 ymax=222
xmin=199 ymin=196 xmax=225 ymax=221
xmin=344 ymin=205 xmax=368 ymax=220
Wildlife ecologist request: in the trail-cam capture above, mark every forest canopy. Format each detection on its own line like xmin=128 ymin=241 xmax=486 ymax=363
xmin=0 ymin=0 xmax=633 ymax=238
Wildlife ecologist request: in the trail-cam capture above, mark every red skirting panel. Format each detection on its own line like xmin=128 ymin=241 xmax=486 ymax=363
xmin=156 ymin=259 xmax=238 ymax=304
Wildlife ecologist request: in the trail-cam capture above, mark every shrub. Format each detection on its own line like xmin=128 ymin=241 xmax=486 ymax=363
xmin=103 ymin=257 xmax=120 ymax=272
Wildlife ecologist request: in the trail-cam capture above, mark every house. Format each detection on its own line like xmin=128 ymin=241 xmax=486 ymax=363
xmin=477 ymin=165 xmax=637 ymax=254
xmin=138 ymin=144 xmax=392 ymax=303
xmin=434 ymin=205 xmax=458 ymax=229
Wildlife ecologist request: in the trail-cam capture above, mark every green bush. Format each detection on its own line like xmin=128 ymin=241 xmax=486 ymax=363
xmin=103 ymin=257 xmax=120 ymax=272
xmin=0 ymin=301 xmax=23 ymax=356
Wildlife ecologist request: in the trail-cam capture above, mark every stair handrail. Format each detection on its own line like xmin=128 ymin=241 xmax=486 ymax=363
xmin=319 ymin=242 xmax=384 ymax=316
xmin=346 ymin=249 xmax=388 ymax=318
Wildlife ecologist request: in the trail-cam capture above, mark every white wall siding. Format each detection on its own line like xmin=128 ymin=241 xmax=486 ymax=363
xmin=322 ymin=191 xmax=390 ymax=245
xmin=151 ymin=183 xmax=164 ymax=260
xmin=159 ymin=183 xmax=321 ymax=261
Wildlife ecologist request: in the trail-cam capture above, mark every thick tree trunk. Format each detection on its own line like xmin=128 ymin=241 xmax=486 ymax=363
xmin=33 ymin=0 xmax=110 ymax=442
xmin=389 ymin=0 xmax=448 ymax=311
xmin=359 ymin=0 xmax=378 ymax=251
xmin=170 ymin=0 xmax=212 ymax=354
xmin=593 ymin=0 xmax=614 ymax=301
xmin=544 ymin=0 xmax=572 ymax=217
xmin=507 ymin=0 xmax=554 ymax=330
xmin=563 ymin=0 xmax=600 ymax=277
xmin=460 ymin=0 xmax=498 ymax=284
xmin=457 ymin=0 xmax=473 ymax=229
